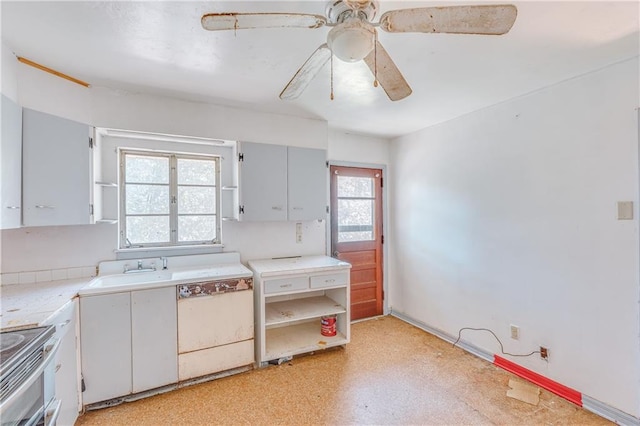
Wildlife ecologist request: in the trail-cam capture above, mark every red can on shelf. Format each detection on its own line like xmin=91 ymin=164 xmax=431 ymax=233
xmin=321 ymin=315 xmax=337 ymax=337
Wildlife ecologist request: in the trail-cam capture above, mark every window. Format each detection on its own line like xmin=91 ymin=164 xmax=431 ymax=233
xmin=119 ymin=150 xmax=220 ymax=248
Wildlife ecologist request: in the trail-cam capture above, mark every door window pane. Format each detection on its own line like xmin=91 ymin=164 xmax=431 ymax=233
xmin=337 ymin=176 xmax=373 ymax=198
xmin=178 ymin=216 xmax=216 ymax=242
xmin=338 ymin=199 xmax=374 ymax=242
xmin=125 ymin=155 xmax=169 ymax=183
xmin=126 ymin=216 xmax=170 ymax=244
xmin=178 ymin=187 xmax=216 ymax=214
xmin=126 ymin=184 xmax=170 ymax=214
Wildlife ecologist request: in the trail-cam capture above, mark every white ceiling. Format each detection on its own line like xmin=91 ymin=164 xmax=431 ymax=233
xmin=1 ymin=1 xmax=638 ymax=138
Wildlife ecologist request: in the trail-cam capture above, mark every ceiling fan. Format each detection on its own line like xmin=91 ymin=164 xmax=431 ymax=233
xmin=201 ymin=1 xmax=517 ymax=101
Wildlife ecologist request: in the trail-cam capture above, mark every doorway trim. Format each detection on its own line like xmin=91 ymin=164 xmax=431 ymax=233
xmin=327 ymin=160 xmax=389 ymax=316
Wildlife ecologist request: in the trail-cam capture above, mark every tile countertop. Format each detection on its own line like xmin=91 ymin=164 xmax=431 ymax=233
xmin=248 ymin=255 xmax=351 ymax=277
xmin=1 ymin=278 xmax=90 ymax=331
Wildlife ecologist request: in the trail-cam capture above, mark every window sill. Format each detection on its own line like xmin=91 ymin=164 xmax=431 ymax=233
xmin=115 ymin=244 xmax=224 ymax=260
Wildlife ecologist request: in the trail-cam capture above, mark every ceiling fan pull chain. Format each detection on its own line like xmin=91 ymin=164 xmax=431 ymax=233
xmin=373 ymin=30 xmax=379 ymax=88
xmin=330 ymin=53 xmax=334 ymax=100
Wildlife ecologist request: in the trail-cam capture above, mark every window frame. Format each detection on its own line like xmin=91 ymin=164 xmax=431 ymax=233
xmin=119 ymin=149 xmax=221 ymax=249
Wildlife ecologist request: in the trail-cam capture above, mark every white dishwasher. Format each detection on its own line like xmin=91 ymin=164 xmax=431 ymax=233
xmin=177 ymin=272 xmax=254 ymax=381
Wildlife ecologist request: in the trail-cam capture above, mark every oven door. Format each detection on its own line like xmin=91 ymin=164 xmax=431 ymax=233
xmin=0 ymin=337 xmax=60 ymax=426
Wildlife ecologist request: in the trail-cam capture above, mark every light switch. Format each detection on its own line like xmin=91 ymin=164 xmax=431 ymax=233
xmin=617 ymin=201 xmax=633 ymax=220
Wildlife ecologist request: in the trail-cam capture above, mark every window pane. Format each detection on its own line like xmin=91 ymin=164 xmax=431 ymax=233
xmin=337 ymin=199 xmax=374 ymax=242
xmin=178 ymin=158 xmax=216 ymax=185
xmin=125 ymin=155 xmax=169 ymax=184
xmin=178 ymin=186 xmax=216 ymax=214
xmin=126 ymin=216 xmax=170 ymax=244
xmin=337 ymin=176 xmax=373 ymax=198
xmin=178 ymin=216 xmax=216 ymax=242
xmin=126 ymin=184 xmax=170 ymax=214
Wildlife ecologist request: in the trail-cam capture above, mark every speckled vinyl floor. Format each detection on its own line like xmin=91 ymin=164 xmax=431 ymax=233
xmin=76 ymin=316 xmax=611 ymax=426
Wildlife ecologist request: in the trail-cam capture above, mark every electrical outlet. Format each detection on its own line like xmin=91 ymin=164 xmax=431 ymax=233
xmin=510 ymin=325 xmax=519 ymax=340
xmin=295 ymin=222 xmax=302 ymax=243
xmin=540 ymin=346 xmax=548 ymax=360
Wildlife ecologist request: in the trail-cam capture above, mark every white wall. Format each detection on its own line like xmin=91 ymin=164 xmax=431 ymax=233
xmin=328 ymin=128 xmax=390 ymax=165
xmin=1 ymin=43 xmax=18 ymax=101
xmin=389 ymin=57 xmax=640 ymax=417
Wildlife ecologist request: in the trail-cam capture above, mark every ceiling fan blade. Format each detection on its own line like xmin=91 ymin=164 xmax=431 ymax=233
xmin=363 ymin=41 xmax=412 ymax=101
xmin=379 ymin=5 xmax=517 ymax=35
xmin=201 ymin=13 xmax=326 ymax=31
xmin=280 ymin=44 xmax=332 ymax=100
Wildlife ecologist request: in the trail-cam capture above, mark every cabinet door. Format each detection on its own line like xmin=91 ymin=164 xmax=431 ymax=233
xmin=239 ymin=141 xmax=287 ymax=221
xmin=1 ymin=95 xmax=22 ymax=229
xmin=22 ymin=108 xmax=92 ymax=226
xmin=131 ymin=287 xmax=177 ymax=393
xmin=51 ymin=300 xmax=80 ymax=426
xmin=80 ymin=293 xmax=132 ymax=404
xmin=287 ymin=147 xmax=327 ymax=221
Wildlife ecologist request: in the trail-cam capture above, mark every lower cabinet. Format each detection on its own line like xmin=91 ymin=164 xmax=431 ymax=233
xmin=80 ymin=287 xmax=177 ymax=405
xmin=44 ymin=299 xmax=80 ymax=426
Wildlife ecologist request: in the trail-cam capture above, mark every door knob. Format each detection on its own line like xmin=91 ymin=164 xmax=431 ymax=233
xmin=333 ymin=251 xmax=340 ymax=257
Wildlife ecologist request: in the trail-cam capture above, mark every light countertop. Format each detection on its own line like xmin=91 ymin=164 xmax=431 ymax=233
xmin=1 ymin=278 xmax=90 ymax=331
xmin=248 ymin=255 xmax=351 ymax=277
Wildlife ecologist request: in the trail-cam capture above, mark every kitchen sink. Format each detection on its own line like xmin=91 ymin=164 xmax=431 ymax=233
xmin=79 ymin=253 xmax=253 ymax=296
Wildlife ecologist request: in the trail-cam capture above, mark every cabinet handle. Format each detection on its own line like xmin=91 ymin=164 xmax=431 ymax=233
xmin=5 ymin=206 xmax=20 ymax=209
xmin=280 ymin=283 xmax=293 ymax=288
xmin=59 ymin=319 xmax=71 ymax=328
xmin=35 ymin=205 xmax=55 ymax=209
xmin=272 ymin=206 xmax=283 ymax=211
xmin=325 ymin=279 xmax=335 ymax=283
xmin=55 ymin=364 xmax=62 ymax=373
xmin=292 ymin=207 xmax=303 ymax=210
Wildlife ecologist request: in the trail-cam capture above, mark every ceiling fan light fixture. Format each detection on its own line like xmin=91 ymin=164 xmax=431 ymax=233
xmin=327 ymin=18 xmax=375 ymax=62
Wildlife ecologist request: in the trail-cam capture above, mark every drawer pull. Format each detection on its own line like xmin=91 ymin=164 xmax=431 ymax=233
xmin=5 ymin=206 xmax=20 ymax=209
xmin=59 ymin=319 xmax=71 ymax=328
xmin=280 ymin=283 xmax=293 ymax=288
xmin=272 ymin=206 xmax=283 ymax=211
xmin=35 ymin=205 xmax=55 ymax=209
xmin=325 ymin=279 xmax=335 ymax=283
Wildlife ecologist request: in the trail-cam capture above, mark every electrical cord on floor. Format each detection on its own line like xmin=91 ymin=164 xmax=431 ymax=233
xmin=453 ymin=327 xmax=541 ymax=357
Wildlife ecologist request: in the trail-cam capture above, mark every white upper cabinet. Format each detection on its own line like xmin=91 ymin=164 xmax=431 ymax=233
xmin=288 ymin=146 xmax=327 ymax=221
xmin=1 ymin=95 xmax=22 ymax=229
xmin=238 ymin=142 xmax=327 ymax=222
xmin=239 ymin=141 xmax=288 ymax=221
xmin=22 ymin=108 xmax=93 ymax=226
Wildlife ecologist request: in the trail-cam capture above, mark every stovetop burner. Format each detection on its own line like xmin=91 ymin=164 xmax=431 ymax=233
xmin=0 ymin=334 xmax=25 ymax=353
xmin=0 ymin=326 xmax=53 ymax=375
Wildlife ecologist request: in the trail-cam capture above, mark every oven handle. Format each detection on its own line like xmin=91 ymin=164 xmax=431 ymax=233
xmin=44 ymin=399 xmax=62 ymax=426
xmin=0 ymin=337 xmax=61 ymax=411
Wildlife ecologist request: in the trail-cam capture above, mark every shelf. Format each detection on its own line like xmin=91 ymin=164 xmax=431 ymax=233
xmin=265 ymin=321 xmax=347 ymax=361
xmin=95 ymin=181 xmax=118 ymax=187
xmin=221 ymin=186 xmax=237 ymax=190
xmin=265 ymin=296 xmax=346 ymax=327
xmin=95 ymin=219 xmax=118 ymax=224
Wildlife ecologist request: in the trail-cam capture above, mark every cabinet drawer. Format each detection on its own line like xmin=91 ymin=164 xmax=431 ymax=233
xmin=310 ymin=272 xmax=348 ymax=289
xmin=264 ymin=276 xmax=308 ymax=294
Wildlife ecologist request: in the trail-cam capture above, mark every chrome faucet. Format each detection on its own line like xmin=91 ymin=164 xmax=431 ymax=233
xmin=124 ymin=260 xmax=157 ymax=274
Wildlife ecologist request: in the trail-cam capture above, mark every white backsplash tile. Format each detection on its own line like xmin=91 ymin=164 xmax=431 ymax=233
xmin=36 ymin=270 xmax=53 ymax=282
xmin=1 ymin=273 xmax=20 ymax=285
xmin=66 ymin=268 xmax=84 ymax=279
xmin=19 ymin=272 xmax=37 ymax=284
xmin=2 ymin=266 xmax=96 ymax=286
xmin=51 ymin=269 xmax=68 ymax=281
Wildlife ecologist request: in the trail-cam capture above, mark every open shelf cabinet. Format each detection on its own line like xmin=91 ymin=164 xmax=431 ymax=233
xmin=248 ymin=256 xmax=352 ymax=366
